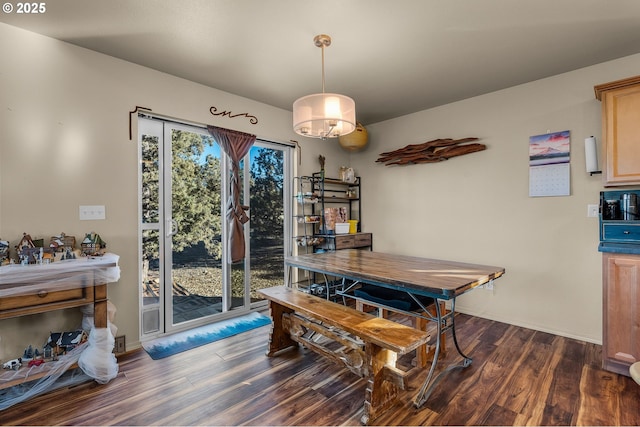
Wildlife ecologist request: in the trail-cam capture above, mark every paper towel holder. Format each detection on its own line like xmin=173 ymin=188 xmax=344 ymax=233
xmin=585 ymin=136 xmax=602 ymax=175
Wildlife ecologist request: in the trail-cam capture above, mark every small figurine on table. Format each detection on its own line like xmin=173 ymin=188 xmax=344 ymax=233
xmin=2 ymin=358 xmax=21 ymax=370
xmin=0 ymin=239 xmax=9 ymax=265
xmin=81 ymin=232 xmax=106 ymax=256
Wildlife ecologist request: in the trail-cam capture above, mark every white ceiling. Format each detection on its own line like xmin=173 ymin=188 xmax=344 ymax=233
xmin=3 ymin=0 xmax=640 ymax=125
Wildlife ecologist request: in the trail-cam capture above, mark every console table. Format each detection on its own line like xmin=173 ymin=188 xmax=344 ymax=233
xmin=0 ymin=254 xmax=119 ymax=390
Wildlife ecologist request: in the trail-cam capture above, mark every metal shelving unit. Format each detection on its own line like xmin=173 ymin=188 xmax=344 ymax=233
xmin=290 ymin=173 xmax=367 ymax=299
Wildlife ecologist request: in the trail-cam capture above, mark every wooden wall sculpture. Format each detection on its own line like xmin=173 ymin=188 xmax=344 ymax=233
xmin=376 ymin=137 xmax=485 ymax=166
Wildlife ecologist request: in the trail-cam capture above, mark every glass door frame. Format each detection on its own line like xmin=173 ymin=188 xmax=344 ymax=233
xmin=162 ymin=120 xmax=233 ymax=332
xmin=138 ymin=116 xmax=235 ymax=338
xmin=247 ymin=140 xmax=293 ymax=310
xmin=138 ymin=114 xmax=293 ymax=340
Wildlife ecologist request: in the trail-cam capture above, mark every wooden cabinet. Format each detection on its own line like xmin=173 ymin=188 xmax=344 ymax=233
xmin=602 ymin=252 xmax=640 ymax=376
xmin=334 ymin=233 xmax=372 ymax=250
xmin=595 ymin=75 xmax=640 ymax=186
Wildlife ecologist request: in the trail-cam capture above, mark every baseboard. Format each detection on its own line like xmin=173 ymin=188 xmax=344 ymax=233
xmin=456 ymin=307 xmax=602 ymax=346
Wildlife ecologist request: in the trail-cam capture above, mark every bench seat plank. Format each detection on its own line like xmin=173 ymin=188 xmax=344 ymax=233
xmin=259 ymin=286 xmax=429 ymax=354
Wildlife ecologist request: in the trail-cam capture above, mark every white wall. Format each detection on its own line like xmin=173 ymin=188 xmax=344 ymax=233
xmin=3 ymin=21 xmax=640 ymax=362
xmin=350 ymin=53 xmax=640 ymax=343
xmin=0 ymin=23 xmax=340 ymax=359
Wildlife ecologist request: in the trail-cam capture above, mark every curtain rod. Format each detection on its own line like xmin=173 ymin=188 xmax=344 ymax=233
xmin=137 ymin=112 xmax=294 ymax=148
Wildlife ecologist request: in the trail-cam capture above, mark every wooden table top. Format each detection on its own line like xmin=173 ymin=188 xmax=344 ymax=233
xmin=286 ymin=249 xmax=505 ymax=299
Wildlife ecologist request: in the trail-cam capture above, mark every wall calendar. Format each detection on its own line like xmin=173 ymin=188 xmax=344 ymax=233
xmin=529 ymin=130 xmax=571 ymax=197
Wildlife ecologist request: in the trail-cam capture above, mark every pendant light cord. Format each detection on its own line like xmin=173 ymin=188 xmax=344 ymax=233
xmin=321 ymin=43 xmax=326 ymax=94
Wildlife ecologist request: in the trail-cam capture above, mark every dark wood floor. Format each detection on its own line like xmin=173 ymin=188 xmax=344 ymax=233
xmin=1 ymin=312 xmax=639 ymax=426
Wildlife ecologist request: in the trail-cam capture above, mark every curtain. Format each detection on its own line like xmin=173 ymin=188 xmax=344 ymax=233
xmin=206 ymin=125 xmax=256 ymax=263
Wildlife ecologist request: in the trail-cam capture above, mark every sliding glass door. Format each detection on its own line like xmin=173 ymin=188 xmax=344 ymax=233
xmin=249 ymin=143 xmax=287 ymax=302
xmin=138 ymin=116 xmax=291 ymax=338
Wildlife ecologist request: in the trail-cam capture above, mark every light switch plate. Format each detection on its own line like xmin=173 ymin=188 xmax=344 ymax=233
xmin=79 ymin=205 xmax=106 ymax=220
xmin=587 ymin=204 xmax=599 ymax=218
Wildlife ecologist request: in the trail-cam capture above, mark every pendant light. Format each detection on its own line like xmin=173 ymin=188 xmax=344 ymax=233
xmin=293 ymin=34 xmax=356 ymax=139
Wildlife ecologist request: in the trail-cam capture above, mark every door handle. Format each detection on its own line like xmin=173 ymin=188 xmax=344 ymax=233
xmin=167 ymin=219 xmax=178 ymax=237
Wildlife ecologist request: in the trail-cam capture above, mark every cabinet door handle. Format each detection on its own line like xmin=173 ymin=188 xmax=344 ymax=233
xmin=623 ymin=230 xmax=631 ymax=234
xmin=37 ymin=290 xmax=48 ymax=298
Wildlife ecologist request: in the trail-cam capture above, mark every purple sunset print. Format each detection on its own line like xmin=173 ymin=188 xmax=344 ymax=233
xmin=529 ymin=130 xmax=570 ymax=166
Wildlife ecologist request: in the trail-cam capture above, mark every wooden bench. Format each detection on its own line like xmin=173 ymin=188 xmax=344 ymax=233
xmin=349 ymin=284 xmax=448 ymax=368
xmin=259 ymin=286 xmax=430 ymax=425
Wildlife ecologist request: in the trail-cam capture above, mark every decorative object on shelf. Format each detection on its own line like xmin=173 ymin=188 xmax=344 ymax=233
xmin=338 ymin=166 xmax=355 ymax=183
xmin=209 ymin=106 xmax=258 ymax=125
xmin=16 ymin=232 xmax=35 ymax=252
xmin=2 ymin=358 xmax=21 ymax=370
xmin=344 ymin=167 xmax=355 ymax=183
xmin=60 ymin=246 xmax=78 ymax=261
xmin=21 ymin=345 xmax=38 ymax=361
xmin=0 ymin=239 xmax=8 ymax=265
xmin=324 ymin=207 xmax=348 ymax=232
xmin=50 ymin=232 xmax=78 ymax=261
xmin=49 ymin=232 xmax=76 ymax=253
xmin=45 ymin=330 xmax=88 ymax=357
xmin=296 ymin=192 xmax=318 ymax=204
xmin=376 ymin=137 xmax=484 ymax=166
xmin=339 ymin=122 xmax=368 ymax=151
xmin=296 ymin=236 xmax=325 ymax=247
xmin=318 ymin=155 xmax=327 ymax=180
xmin=335 ymin=223 xmax=350 ymax=234
xmin=81 ymin=232 xmax=106 ymax=256
xmin=15 ymin=233 xmax=37 ymax=264
xmin=298 ymin=215 xmax=320 ymax=223
xmin=293 ymin=34 xmax=356 ymax=139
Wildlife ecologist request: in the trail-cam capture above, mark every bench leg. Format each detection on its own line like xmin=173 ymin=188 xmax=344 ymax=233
xmin=265 ymin=300 xmax=298 ymax=356
xmin=414 ymin=302 xmax=447 ymax=368
xmin=354 ymin=299 xmax=446 ymax=369
xmin=361 ymin=343 xmax=400 ymax=425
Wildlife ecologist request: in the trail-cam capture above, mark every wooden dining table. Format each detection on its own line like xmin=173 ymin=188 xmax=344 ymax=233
xmin=285 ymin=249 xmax=506 ymax=407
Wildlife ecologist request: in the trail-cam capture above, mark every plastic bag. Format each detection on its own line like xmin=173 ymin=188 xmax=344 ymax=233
xmin=0 ymin=345 xmax=89 ymax=411
xmin=78 ymin=326 xmax=119 ymax=384
xmin=80 ymin=301 xmax=117 ymax=336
